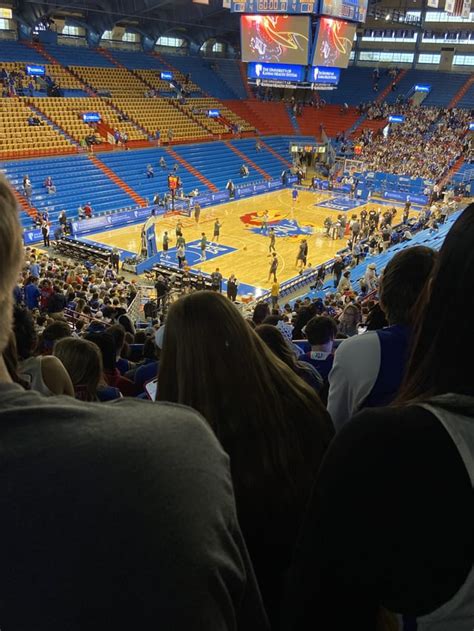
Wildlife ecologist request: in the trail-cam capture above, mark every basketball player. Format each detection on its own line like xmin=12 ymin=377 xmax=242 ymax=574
xmin=175 ymin=220 xmax=183 ymax=239
xmin=260 ymin=211 xmax=269 ymax=235
xmin=213 ymin=219 xmax=222 ymax=243
xmin=200 ymin=233 xmax=208 ymax=261
xmin=268 ymin=227 xmax=276 ymax=254
xmin=296 ymin=239 xmax=308 ymax=270
xmin=268 ymin=252 xmax=278 ymax=282
xmin=292 ymin=187 xmax=299 ymax=209
xmin=162 ymin=231 xmax=170 ymax=259
xmin=194 ymin=203 xmax=201 ymax=224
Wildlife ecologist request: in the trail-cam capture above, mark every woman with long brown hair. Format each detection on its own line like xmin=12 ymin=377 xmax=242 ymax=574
xmin=158 ymin=291 xmax=334 ymax=625
xmin=282 ymin=204 xmax=474 ymax=631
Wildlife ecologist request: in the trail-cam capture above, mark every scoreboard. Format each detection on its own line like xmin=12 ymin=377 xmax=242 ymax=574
xmin=231 ymin=1 xmax=317 ymax=13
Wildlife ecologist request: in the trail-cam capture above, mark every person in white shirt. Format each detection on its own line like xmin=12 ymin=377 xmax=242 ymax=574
xmin=327 ymin=246 xmax=437 ymax=431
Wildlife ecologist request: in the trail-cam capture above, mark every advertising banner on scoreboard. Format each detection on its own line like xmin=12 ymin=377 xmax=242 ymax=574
xmin=312 ymin=17 xmax=356 ymax=68
xmin=248 ymin=61 xmax=305 ymax=82
xmin=309 ymin=66 xmax=341 ymax=85
xmin=241 ymin=14 xmax=311 ymax=65
xmin=319 ymin=0 xmax=368 ymax=22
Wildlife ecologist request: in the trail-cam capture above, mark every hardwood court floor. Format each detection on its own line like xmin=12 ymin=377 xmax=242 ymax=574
xmin=87 ymin=189 xmax=409 ymax=293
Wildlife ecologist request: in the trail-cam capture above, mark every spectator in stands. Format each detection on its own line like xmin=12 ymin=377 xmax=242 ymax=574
xmin=47 ymin=284 xmax=67 ymax=318
xmin=240 ymin=164 xmax=249 ymax=178
xmin=255 ymin=140 xmax=262 ymax=152
xmin=252 ymin=302 xmax=270 ymax=327
xmin=327 ymin=246 xmax=437 ymax=431
xmin=0 ymin=175 xmax=267 ymax=629
xmin=53 ymin=337 xmax=120 ymax=402
xmin=146 ymin=164 xmax=154 ymax=178
xmin=167 ymin=128 xmax=173 ymax=144
xmin=158 ymin=291 xmax=333 ymax=625
xmin=256 ymin=324 xmax=322 ymax=394
xmin=13 ymin=306 xmax=74 ymax=396
xmin=364 ymin=263 xmax=378 ymax=290
xmin=24 ymin=276 xmax=40 ymax=310
xmin=337 ymin=303 xmax=360 ymax=338
xmin=159 ymin=156 xmax=167 ymax=170
xmin=85 ymin=331 xmax=136 ymax=397
xmin=43 ymin=176 xmax=56 ymax=194
xmin=337 ymin=270 xmax=352 ymax=295
xmin=300 ymin=316 xmax=337 ymax=386
xmin=130 ymin=336 xmax=159 ymax=396
xmin=37 ymin=320 xmax=72 ymax=355
xmin=22 ymin=174 xmax=32 ymax=200
xmin=282 ymin=203 xmax=474 ymax=631
xmin=83 ymin=202 xmax=93 ymax=219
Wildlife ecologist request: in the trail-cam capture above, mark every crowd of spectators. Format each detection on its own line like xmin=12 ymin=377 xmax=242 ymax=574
xmin=1 ymin=141 xmax=474 ymax=630
xmin=357 ymin=104 xmax=471 ymax=180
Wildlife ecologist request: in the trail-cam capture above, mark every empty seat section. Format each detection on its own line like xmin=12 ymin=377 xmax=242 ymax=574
xmin=179 ymin=97 xmax=255 ymax=133
xmin=113 ymin=97 xmax=210 ymax=142
xmin=230 ymin=138 xmax=287 ymax=179
xmin=173 ymin=141 xmax=266 ymax=190
xmin=211 ymin=59 xmax=247 ymax=99
xmin=0 ymin=40 xmax=46 ymax=63
xmin=99 ymin=148 xmax=203 ymax=202
xmin=0 ymin=99 xmax=72 ymax=156
xmin=30 ymin=97 xmax=147 ymax=142
xmin=42 ymin=43 xmax=115 ymax=67
xmin=68 ymin=65 xmax=147 ymax=97
xmin=3 ymin=154 xmax=135 ymax=225
xmin=458 ymin=82 xmax=474 ymax=109
xmin=161 ymin=54 xmax=236 ymax=99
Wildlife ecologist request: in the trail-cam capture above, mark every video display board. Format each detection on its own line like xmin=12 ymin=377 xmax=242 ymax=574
xmin=320 ymin=0 xmax=368 ymax=23
xmin=312 ymin=17 xmax=356 ymax=68
xmin=241 ymin=14 xmax=311 ymax=64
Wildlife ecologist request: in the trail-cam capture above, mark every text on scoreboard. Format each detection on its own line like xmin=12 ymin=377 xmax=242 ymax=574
xmin=231 ymin=0 xmax=317 ymax=13
xmin=248 ymin=61 xmax=305 ymax=82
xmin=310 ymin=66 xmax=340 ymax=85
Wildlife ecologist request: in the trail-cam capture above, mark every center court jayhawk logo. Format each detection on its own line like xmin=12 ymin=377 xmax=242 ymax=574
xmin=240 ymin=210 xmax=314 ymax=238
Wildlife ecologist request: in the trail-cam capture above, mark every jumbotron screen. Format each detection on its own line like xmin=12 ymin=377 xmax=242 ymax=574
xmin=241 ymin=14 xmax=311 ymax=65
xmin=320 ymin=0 xmax=368 ymax=22
xmin=312 ymin=17 xmax=356 ymax=68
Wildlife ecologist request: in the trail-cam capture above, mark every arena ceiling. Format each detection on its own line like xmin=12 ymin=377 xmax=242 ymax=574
xmin=14 ymin=0 xmax=243 ymax=49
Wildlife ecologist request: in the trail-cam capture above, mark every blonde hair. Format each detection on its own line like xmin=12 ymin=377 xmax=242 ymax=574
xmin=0 ymin=175 xmax=23 ymax=353
xmin=53 ymin=337 xmax=103 ymax=401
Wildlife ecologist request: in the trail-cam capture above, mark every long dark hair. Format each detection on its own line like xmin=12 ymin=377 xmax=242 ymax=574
xmin=255 ymin=323 xmax=318 ymax=380
xmin=397 ymin=204 xmax=474 ymax=403
xmin=158 ymin=291 xmax=334 ymax=514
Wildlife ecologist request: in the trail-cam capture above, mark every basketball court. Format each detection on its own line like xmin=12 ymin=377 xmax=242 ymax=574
xmin=84 ymin=188 xmax=418 ymax=295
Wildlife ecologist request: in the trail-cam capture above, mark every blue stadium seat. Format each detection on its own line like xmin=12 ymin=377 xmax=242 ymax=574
xmin=99 ymin=148 xmax=204 ymax=201
xmin=161 ymin=54 xmax=238 ymax=99
xmin=0 ymin=40 xmax=46 ymax=63
xmin=3 ymin=154 xmax=135 ymax=227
